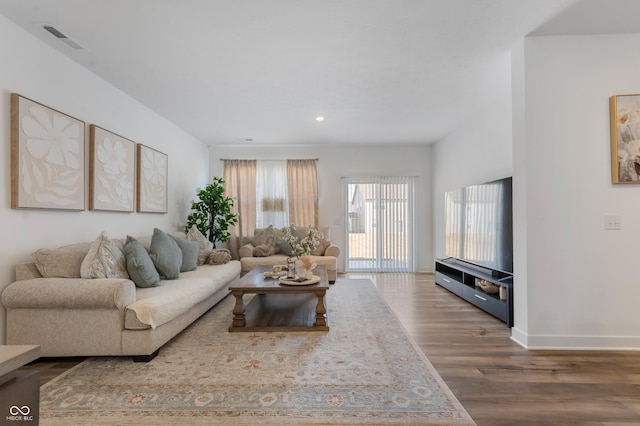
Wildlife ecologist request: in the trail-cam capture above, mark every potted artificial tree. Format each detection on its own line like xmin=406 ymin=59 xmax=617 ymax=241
xmin=184 ymin=177 xmax=238 ymax=245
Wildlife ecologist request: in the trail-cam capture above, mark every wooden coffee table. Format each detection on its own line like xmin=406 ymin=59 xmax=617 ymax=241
xmin=228 ymin=265 xmax=330 ymax=332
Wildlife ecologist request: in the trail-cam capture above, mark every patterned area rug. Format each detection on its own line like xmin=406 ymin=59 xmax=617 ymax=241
xmin=39 ymin=279 xmax=475 ymax=425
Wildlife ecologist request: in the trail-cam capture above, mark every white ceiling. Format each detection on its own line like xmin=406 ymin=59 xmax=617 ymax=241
xmin=0 ymin=0 xmax=636 ymax=146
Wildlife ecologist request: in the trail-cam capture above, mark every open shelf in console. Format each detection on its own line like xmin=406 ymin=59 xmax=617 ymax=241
xmin=434 ymin=257 xmax=513 ymax=327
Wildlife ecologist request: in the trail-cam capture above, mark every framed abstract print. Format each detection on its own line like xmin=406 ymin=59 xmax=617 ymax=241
xmin=11 ymin=93 xmax=85 ymax=210
xmin=89 ymin=125 xmax=136 ymax=212
xmin=610 ymin=94 xmax=640 ymax=183
xmin=136 ymin=144 xmax=167 ymax=213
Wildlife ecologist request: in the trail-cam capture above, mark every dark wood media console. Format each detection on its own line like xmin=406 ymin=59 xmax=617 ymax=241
xmin=435 ymin=258 xmax=513 ymax=327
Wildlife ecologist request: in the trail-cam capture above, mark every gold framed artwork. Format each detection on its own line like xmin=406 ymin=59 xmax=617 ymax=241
xmin=11 ymin=93 xmax=85 ymax=210
xmin=89 ymin=125 xmax=136 ymax=212
xmin=610 ymin=94 xmax=640 ymax=183
xmin=136 ymin=144 xmax=168 ymax=213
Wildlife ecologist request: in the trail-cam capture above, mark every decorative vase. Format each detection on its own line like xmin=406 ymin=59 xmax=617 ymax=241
xmin=295 ymin=259 xmax=307 ymax=279
xmin=296 ymin=257 xmax=315 ymax=280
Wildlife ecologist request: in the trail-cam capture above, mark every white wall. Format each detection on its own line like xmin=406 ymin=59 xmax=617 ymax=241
xmin=431 ymin=58 xmax=514 ymax=260
xmin=433 ymin=35 xmax=640 ymax=349
xmin=0 ymin=16 xmax=209 ymax=342
xmin=510 ymin=40 xmax=529 ymax=337
xmin=209 ymin=144 xmax=433 ymax=273
xmin=512 ymin=34 xmax=640 ymax=349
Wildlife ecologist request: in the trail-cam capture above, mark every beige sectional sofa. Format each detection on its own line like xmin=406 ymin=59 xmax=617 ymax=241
xmin=239 ymin=225 xmax=340 ymax=283
xmin=1 ymin=228 xmax=240 ymax=361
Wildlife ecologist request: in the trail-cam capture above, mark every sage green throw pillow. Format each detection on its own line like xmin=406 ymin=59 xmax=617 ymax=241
xmin=123 ymin=236 xmax=160 ymax=288
xmin=170 ymin=235 xmax=199 ymax=272
xmin=276 ymin=240 xmax=294 ymax=256
xmin=276 ymin=226 xmax=303 ymax=257
xmin=149 ymin=228 xmax=182 ymax=279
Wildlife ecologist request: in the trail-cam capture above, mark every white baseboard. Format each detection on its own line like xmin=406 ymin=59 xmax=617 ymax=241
xmin=510 ymin=327 xmax=640 ymax=350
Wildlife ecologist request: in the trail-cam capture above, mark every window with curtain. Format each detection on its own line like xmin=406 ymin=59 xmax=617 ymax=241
xmin=223 ymin=159 xmax=318 ymax=258
xmin=256 ymin=160 xmax=289 ymax=228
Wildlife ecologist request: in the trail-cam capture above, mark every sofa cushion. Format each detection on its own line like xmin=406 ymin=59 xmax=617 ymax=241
xmin=170 ymin=235 xmax=199 ymax=272
xmin=32 ymin=242 xmax=92 ymax=278
xmin=275 ymin=226 xmax=303 ymax=256
xmin=123 ymin=236 xmax=160 ymax=288
xmin=275 ymin=240 xmax=294 ymax=256
xmin=295 ymin=226 xmax=331 ymax=255
xmin=311 ymin=234 xmax=331 ymax=255
xmin=185 ymin=225 xmax=214 ymax=265
xmin=251 ymin=225 xmax=282 ymax=253
xmin=149 ymin=228 xmax=182 ymax=279
xmin=253 ymin=243 xmax=276 ymax=257
xmin=80 ymin=231 xmax=129 ymax=279
xmin=125 ymin=261 xmax=241 ymax=329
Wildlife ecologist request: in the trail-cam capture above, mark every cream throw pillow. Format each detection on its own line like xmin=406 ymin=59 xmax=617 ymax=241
xmin=253 ymin=244 xmax=276 ymax=257
xmin=251 ymin=225 xmax=282 ymax=253
xmin=80 ymin=231 xmax=129 ymax=279
xmin=186 ymin=225 xmax=214 ymax=265
xmin=311 ymin=235 xmax=331 ymax=255
xmin=205 ymin=249 xmax=231 ymax=265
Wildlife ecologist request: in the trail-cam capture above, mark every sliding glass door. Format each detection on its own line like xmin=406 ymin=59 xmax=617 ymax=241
xmin=344 ymin=177 xmax=415 ymax=272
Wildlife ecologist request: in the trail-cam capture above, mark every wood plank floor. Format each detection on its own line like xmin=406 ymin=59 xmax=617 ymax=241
xmin=356 ymin=272 xmax=640 ymax=426
xmin=25 ymin=273 xmax=640 ymax=425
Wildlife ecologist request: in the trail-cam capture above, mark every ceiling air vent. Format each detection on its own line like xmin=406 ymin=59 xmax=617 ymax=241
xmin=41 ymin=24 xmax=85 ymax=50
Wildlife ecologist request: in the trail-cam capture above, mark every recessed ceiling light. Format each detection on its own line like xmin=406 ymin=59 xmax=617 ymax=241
xmin=315 ymin=116 xmax=325 ymax=122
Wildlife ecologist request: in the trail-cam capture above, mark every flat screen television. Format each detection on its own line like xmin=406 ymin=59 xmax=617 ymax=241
xmin=444 ymin=177 xmax=513 ymax=274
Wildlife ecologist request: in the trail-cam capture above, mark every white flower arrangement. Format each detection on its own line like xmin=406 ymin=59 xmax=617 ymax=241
xmin=281 ymin=225 xmax=324 ymax=258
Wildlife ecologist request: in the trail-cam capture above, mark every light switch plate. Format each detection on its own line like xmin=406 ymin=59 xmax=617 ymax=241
xmin=604 ymin=215 xmax=621 ymax=230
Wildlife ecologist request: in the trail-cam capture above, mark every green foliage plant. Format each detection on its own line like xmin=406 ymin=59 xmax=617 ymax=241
xmin=184 ymin=177 xmax=238 ymax=245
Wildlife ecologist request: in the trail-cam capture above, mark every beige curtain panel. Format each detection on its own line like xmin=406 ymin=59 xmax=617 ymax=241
xmin=223 ymin=160 xmax=257 ymax=259
xmin=287 ymin=159 xmax=318 ymax=227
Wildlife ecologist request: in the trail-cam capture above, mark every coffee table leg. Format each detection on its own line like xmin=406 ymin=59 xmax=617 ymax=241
xmin=231 ymin=290 xmax=246 ymax=328
xmin=315 ymin=290 xmax=327 ymax=327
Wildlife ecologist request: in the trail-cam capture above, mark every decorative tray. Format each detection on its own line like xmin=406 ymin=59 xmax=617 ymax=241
xmin=264 ymin=271 xmax=287 ymax=278
xmin=278 ymin=275 xmax=321 ymax=286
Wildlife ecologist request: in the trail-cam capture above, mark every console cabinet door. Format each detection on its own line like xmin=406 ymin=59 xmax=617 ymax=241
xmin=435 ymin=272 xmax=463 ymax=296
xmin=461 ymin=286 xmax=507 ymax=322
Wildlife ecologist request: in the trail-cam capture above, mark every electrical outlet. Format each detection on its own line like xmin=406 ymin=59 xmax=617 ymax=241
xmin=604 ymin=215 xmax=621 ymax=230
